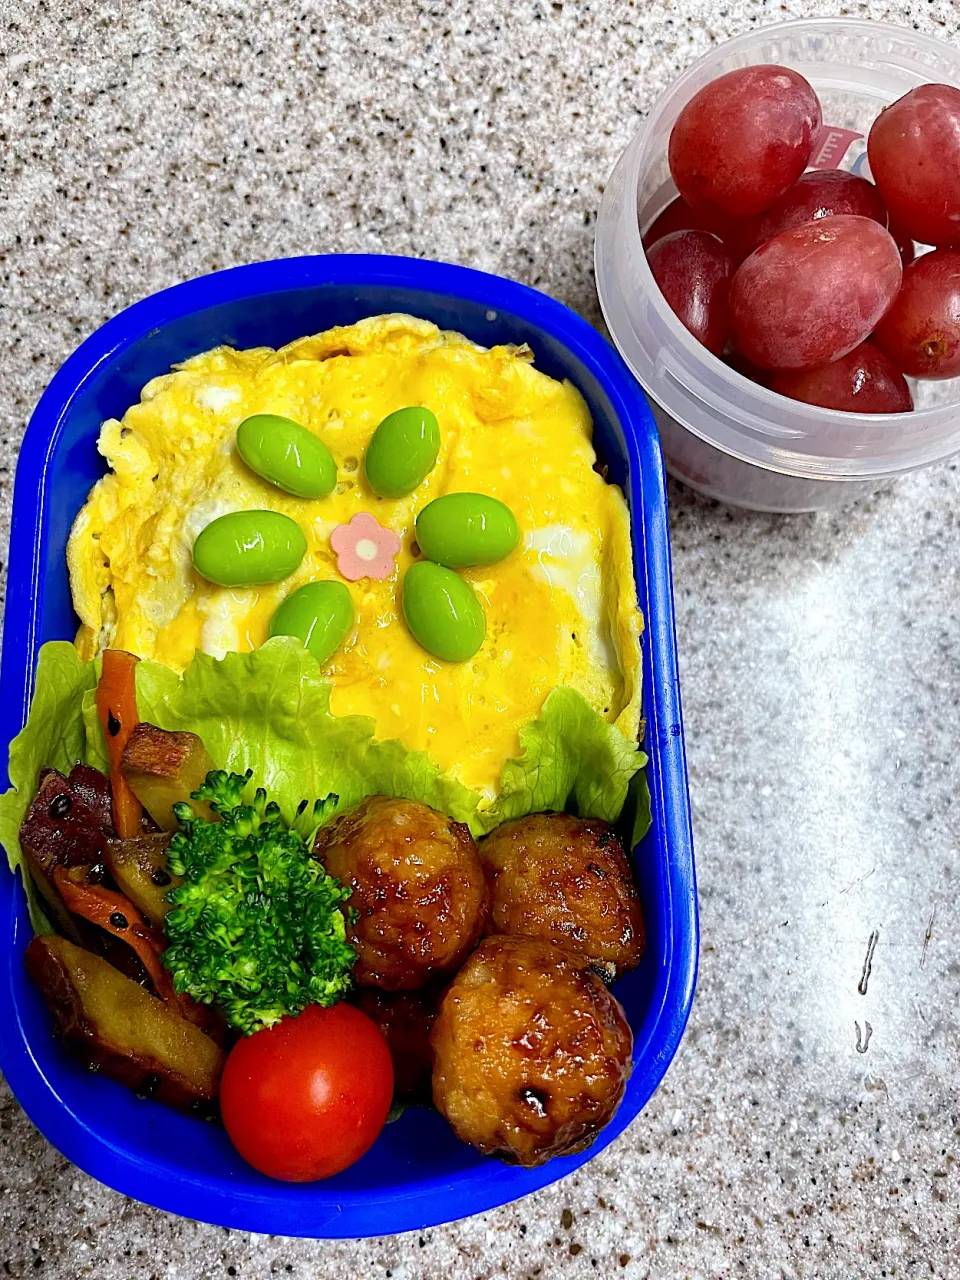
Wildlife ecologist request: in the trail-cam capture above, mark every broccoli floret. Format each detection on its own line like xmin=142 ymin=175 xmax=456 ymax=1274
xmin=162 ymin=770 xmax=355 ymax=1035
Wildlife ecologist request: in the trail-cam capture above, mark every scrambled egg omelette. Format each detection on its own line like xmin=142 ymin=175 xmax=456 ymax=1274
xmin=68 ymin=315 xmax=642 ymax=797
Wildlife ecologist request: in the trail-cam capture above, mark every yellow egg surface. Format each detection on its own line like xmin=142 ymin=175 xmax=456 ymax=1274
xmin=68 ymin=314 xmax=643 ymax=798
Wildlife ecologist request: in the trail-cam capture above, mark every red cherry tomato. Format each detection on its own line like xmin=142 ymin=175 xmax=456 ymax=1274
xmin=220 ymin=1003 xmax=394 ymax=1182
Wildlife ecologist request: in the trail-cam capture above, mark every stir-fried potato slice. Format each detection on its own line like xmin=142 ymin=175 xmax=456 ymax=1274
xmin=25 ymin=934 xmax=224 ymax=1110
xmin=120 ymin=724 xmax=217 ymax=830
xmin=104 ymin=834 xmax=179 ymax=924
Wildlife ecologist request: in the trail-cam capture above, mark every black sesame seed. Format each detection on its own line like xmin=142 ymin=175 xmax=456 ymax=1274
xmin=106 ymin=709 xmax=121 ymax=737
xmin=109 ymin=911 xmax=129 ymax=930
xmin=49 ymin=793 xmax=72 ymax=818
xmin=151 ymin=868 xmax=171 ymax=886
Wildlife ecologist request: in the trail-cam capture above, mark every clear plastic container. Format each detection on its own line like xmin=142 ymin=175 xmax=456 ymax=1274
xmin=595 ymin=19 xmax=960 ymax=513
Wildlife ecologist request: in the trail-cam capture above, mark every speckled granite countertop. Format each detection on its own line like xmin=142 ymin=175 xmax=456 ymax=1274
xmin=1 ymin=1 xmax=959 ymax=1276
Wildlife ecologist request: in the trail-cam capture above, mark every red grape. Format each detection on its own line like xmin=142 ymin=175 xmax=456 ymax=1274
xmin=668 ymin=65 xmax=822 ymax=219
xmin=868 ymin=84 xmax=960 ymax=247
xmin=873 ymin=248 xmax=960 ymax=379
xmin=770 ymin=342 xmax=913 ymax=413
xmin=729 ymin=216 xmax=902 ymax=370
xmin=725 ymin=170 xmax=888 ymax=262
xmin=641 ymin=196 xmax=730 ymax=251
xmin=888 ymin=219 xmax=917 ymax=266
xmin=646 ymin=230 xmax=735 ymax=355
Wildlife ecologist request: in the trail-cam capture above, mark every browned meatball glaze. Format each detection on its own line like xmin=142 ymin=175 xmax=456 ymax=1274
xmin=314 ymin=796 xmax=487 ymax=990
xmin=352 ymin=987 xmax=437 ymax=1102
xmin=479 ymin=813 xmax=645 ymax=977
xmin=431 ymin=935 xmax=633 ymax=1167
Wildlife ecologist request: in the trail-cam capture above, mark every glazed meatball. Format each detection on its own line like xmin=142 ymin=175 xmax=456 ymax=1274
xmin=352 ymin=987 xmax=437 ymax=1102
xmin=314 ymin=796 xmax=487 ymax=990
xmin=479 ymin=813 xmax=645 ymax=976
xmin=431 ymin=935 xmax=633 ymax=1167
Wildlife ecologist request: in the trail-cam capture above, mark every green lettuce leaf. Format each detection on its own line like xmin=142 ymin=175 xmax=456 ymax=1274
xmin=625 ymin=768 xmax=653 ymax=848
xmin=1 ymin=639 xmax=647 ymax=887
xmin=0 ymin=642 xmax=99 ymax=929
xmin=80 ymin=686 xmax=110 ymax=776
xmin=133 ymin=640 xmax=481 ymax=833
xmin=479 ymin=685 xmax=647 ymax=833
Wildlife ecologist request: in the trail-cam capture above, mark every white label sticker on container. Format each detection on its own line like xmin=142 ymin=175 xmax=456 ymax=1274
xmin=809 ymin=125 xmax=864 ymax=170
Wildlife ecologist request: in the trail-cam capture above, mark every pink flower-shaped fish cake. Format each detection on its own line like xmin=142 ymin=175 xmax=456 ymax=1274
xmin=330 ymin=512 xmax=402 ymax=582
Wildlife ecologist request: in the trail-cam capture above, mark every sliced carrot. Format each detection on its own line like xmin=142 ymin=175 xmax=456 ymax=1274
xmin=95 ymin=649 xmax=142 ymax=838
xmin=52 ymin=865 xmax=223 ymax=1039
xmin=53 ymin=865 xmax=175 ymax=1001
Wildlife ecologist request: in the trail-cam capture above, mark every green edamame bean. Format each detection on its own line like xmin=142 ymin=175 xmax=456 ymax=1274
xmin=415 ymin=493 xmax=520 ymax=568
xmin=193 ymin=511 xmax=307 ymax=587
xmin=401 ymin=561 xmax=486 ymax=662
xmin=268 ymin=580 xmax=354 ymax=664
xmin=364 ymin=406 xmax=440 ymax=499
xmin=236 ymin=414 xmax=337 ymax=499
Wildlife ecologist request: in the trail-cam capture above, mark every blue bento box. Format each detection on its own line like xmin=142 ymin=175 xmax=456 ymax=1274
xmin=0 ymin=255 xmax=697 ymax=1238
